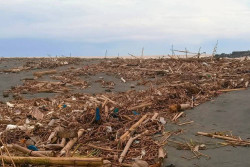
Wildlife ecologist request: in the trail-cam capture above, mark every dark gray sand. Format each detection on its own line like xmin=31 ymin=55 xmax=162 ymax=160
xmin=0 ymin=58 xmax=145 ymax=102
xmin=1 ymin=59 xmax=249 ymax=166
xmin=164 ymin=88 xmax=250 ymax=167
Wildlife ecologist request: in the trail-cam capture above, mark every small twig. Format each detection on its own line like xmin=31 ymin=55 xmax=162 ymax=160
xmin=0 ymin=138 xmax=16 ymax=167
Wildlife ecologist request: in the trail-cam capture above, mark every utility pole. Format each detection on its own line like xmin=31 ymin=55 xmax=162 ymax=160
xmin=212 ymin=40 xmax=218 ymax=57
xmin=197 ymin=47 xmax=201 ymax=58
xmin=185 ymin=48 xmax=188 ymax=58
xmin=105 ymin=50 xmax=107 ymax=59
xmin=141 ymin=47 xmax=144 ymax=58
xmin=171 ymin=44 xmax=175 ymax=56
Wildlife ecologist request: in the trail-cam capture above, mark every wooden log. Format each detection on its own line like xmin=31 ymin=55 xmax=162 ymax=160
xmin=0 ymin=156 xmax=103 ymax=166
xmin=33 ymin=151 xmax=55 ymax=157
xmin=44 ymin=138 xmax=66 ymax=150
xmin=10 ymin=144 xmax=45 ymax=157
xmin=158 ymin=147 xmax=167 ymax=160
xmin=119 ymin=130 xmax=148 ymax=163
xmin=169 ymin=104 xmax=190 ymax=112
xmin=151 ymin=113 xmax=159 ymax=121
xmin=178 ymin=121 xmax=194 ymax=126
xmin=197 ymin=132 xmax=248 ymax=143
xmin=120 ymin=115 xmax=148 ymax=142
xmin=33 ymin=70 xmax=57 ymax=77
xmin=60 ymin=129 xmax=85 ymax=156
xmin=218 ymin=88 xmax=246 ymax=92
xmin=172 ymin=112 xmax=184 ymax=122
xmin=101 ymin=95 xmax=118 ymax=105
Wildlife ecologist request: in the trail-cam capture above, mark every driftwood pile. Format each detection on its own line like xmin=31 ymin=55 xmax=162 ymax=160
xmin=0 ymin=57 xmax=249 ymax=166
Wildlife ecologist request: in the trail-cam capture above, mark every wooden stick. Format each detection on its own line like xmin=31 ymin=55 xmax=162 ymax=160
xmin=10 ymin=144 xmax=45 ymax=157
xmin=0 ymin=139 xmax=16 ymax=167
xmin=45 ymin=138 xmax=66 ymax=150
xmin=119 ymin=130 xmax=148 ymax=163
xmin=197 ymin=132 xmax=249 ymax=143
xmin=218 ymin=88 xmax=246 ymax=92
xmin=33 ymin=151 xmax=55 ymax=157
xmin=0 ymin=156 xmax=103 ymax=166
xmin=105 ymin=105 xmax=109 ymax=117
xmin=119 ymin=115 xmax=148 ymax=142
xmin=60 ymin=129 xmax=84 ymax=156
xmin=102 ymin=99 xmax=108 ymax=108
xmin=172 ymin=112 xmax=184 ymax=122
xmin=151 ymin=113 xmax=159 ymax=121
xmin=178 ymin=121 xmax=194 ymax=126
xmin=33 ymin=70 xmax=57 ymax=77
xmin=158 ymin=147 xmax=167 ymax=160
xmin=87 ymin=144 xmax=122 ymax=152
xmin=101 ymin=95 xmax=118 ymax=105
xmin=0 ymin=147 xmax=5 ymax=167
xmin=128 ymin=102 xmax=152 ymax=111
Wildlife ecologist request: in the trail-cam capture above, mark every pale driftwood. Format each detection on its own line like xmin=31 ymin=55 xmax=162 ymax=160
xmin=128 ymin=102 xmax=153 ymax=111
xmin=105 ymin=105 xmax=109 ymax=117
xmin=102 ymin=99 xmax=108 ymax=108
xmin=33 ymin=70 xmax=57 ymax=77
xmin=143 ymin=113 xmax=159 ymax=124
xmin=10 ymin=144 xmax=45 ymax=157
xmin=47 ymin=131 xmax=57 ymax=144
xmin=178 ymin=121 xmax=194 ymax=126
xmin=172 ymin=112 xmax=184 ymax=122
xmin=0 ymin=156 xmax=103 ymax=166
xmin=87 ymin=144 xmax=122 ymax=152
xmin=151 ymin=112 xmax=159 ymax=121
xmin=180 ymin=104 xmax=191 ymax=110
xmin=119 ymin=130 xmax=148 ymax=163
xmin=197 ymin=132 xmax=250 ymax=144
xmin=101 ymin=95 xmax=118 ymax=105
xmin=218 ymin=88 xmax=246 ymax=92
xmin=60 ymin=129 xmax=85 ymax=156
xmin=33 ymin=151 xmax=55 ymax=157
xmin=158 ymin=147 xmax=167 ymax=160
xmin=45 ymin=138 xmax=66 ymax=150
xmin=119 ymin=115 xmax=148 ymax=142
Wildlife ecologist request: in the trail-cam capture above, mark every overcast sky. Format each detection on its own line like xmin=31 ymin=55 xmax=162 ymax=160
xmin=0 ymin=0 xmax=250 ymax=57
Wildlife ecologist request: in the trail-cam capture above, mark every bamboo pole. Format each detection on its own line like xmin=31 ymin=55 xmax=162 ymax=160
xmin=33 ymin=70 xmax=57 ymax=77
xmin=158 ymin=147 xmax=167 ymax=160
xmin=197 ymin=132 xmax=240 ymax=141
xmin=151 ymin=113 xmax=159 ymax=121
xmin=45 ymin=138 xmax=66 ymax=150
xmin=60 ymin=129 xmax=85 ymax=156
xmin=10 ymin=144 xmax=45 ymax=157
xmin=119 ymin=130 xmax=148 ymax=163
xmin=218 ymin=88 xmax=246 ymax=92
xmin=119 ymin=115 xmax=148 ymax=142
xmin=0 ymin=156 xmax=103 ymax=166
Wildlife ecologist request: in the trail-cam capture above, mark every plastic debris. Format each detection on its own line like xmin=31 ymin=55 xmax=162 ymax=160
xmin=132 ymin=111 xmax=140 ymax=115
xmin=159 ymin=117 xmax=166 ymax=125
xmin=27 ymin=145 xmax=39 ymax=151
xmin=6 ymin=102 xmax=14 ymax=108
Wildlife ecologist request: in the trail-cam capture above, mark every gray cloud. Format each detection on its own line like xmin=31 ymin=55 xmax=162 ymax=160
xmin=0 ymin=0 xmax=249 ymax=43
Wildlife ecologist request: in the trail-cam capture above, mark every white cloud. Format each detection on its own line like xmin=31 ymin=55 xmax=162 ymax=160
xmin=0 ymin=0 xmax=250 ymax=43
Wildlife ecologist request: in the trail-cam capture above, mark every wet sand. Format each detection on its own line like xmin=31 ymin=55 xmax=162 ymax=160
xmin=0 ymin=58 xmax=145 ymax=102
xmin=164 ymin=88 xmax=250 ymax=167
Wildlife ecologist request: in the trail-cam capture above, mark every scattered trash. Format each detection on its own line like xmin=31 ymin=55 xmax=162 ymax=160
xmin=106 ymin=126 xmax=112 ymax=133
xmin=0 ymin=57 xmax=249 ymax=166
xmin=6 ymin=102 xmax=14 ymax=108
xmin=159 ymin=117 xmax=166 ymax=124
xmin=27 ymin=145 xmax=39 ymax=151
xmin=132 ymin=111 xmax=140 ymax=115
